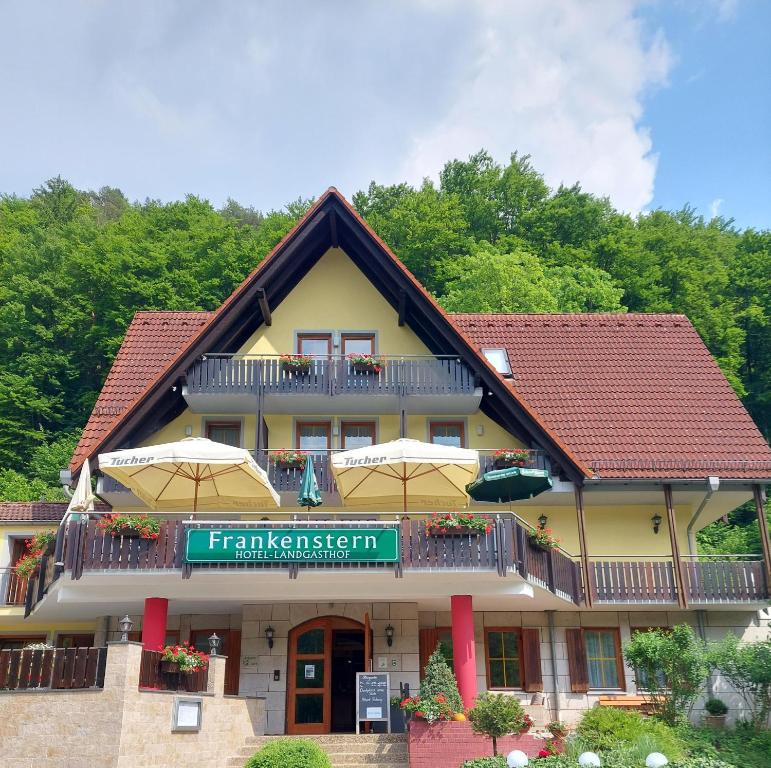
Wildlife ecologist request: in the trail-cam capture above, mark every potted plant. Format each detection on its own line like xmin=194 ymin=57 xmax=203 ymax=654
xmin=27 ymin=530 xmax=56 ymax=555
xmin=347 ymin=353 xmax=384 ymax=375
xmin=400 ymin=693 xmax=454 ymax=723
xmin=159 ymin=642 xmax=209 ymax=674
xmin=390 ymin=696 xmax=407 ymax=733
xmin=425 ymin=512 xmax=494 ymax=536
xmin=518 ymin=712 xmax=534 ymax=734
xmin=97 ymin=513 xmax=161 ymax=540
xmin=704 ymin=697 xmax=728 ymax=728
xmin=547 ymin=720 xmax=568 ymax=739
xmin=280 ymin=354 xmax=314 ymax=376
xmin=492 ymin=448 xmax=530 ymax=469
xmin=468 ymin=691 xmax=528 ymax=756
xmin=401 ymin=645 xmax=464 ymax=724
xmin=14 ymin=552 xmax=42 ymax=580
xmin=270 ymin=449 xmax=307 ymax=470
xmin=528 ymin=526 xmax=560 ymax=551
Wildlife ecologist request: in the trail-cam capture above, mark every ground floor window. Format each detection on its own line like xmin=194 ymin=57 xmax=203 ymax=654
xmin=0 ymin=635 xmax=46 ymax=650
xmin=485 ymin=628 xmax=522 ymax=689
xmin=585 ymin=629 xmax=624 ymax=689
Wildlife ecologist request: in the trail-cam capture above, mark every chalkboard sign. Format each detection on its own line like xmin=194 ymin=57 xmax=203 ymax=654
xmin=356 ymin=672 xmax=390 ymax=734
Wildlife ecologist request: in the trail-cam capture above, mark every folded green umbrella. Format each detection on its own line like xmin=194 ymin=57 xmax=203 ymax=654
xmin=466 ymin=466 xmax=552 ymax=503
xmin=297 ymin=454 xmax=323 ymax=508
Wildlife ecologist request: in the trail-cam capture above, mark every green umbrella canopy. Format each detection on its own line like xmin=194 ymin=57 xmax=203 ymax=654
xmin=297 ymin=454 xmax=323 ymax=508
xmin=466 ymin=466 xmax=552 ymax=503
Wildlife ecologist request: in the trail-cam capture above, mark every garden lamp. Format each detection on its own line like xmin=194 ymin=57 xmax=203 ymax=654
xmin=506 ymin=750 xmax=528 ymax=768
xmin=118 ymin=615 xmax=134 ymax=642
xmin=646 ymin=755 xmax=668 ymax=768
xmin=208 ymin=632 xmax=221 ymax=656
xmin=578 ymin=753 xmax=601 ymax=767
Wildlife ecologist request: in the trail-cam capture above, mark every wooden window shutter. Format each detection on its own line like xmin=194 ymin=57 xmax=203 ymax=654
xmin=224 ymin=630 xmax=242 ymax=696
xmin=521 ymin=628 xmax=543 ymax=692
xmin=566 ymin=628 xmax=589 ymax=693
xmin=418 ymin=628 xmax=439 ymax=679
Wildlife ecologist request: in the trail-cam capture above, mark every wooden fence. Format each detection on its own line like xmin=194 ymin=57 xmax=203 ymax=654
xmin=138 ymin=649 xmax=208 ymax=692
xmin=0 ymin=647 xmax=107 ymax=691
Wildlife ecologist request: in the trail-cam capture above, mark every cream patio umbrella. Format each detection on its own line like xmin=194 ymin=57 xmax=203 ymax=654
xmin=98 ymin=437 xmax=280 ymax=512
xmin=330 ymin=438 xmax=479 ymax=513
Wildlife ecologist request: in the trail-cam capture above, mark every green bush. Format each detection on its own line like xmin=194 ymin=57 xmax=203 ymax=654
xmin=245 ymin=739 xmax=332 ymax=768
xmin=678 ymin=724 xmax=771 ymax=768
xmin=468 ymin=691 xmax=527 ymax=755
xmin=420 ymin=644 xmax=463 ymax=714
xmin=460 ymin=757 xmax=506 ymax=768
xmin=575 ymin=706 xmax=686 ymax=760
xmin=671 ymin=758 xmax=737 ymax=768
xmin=704 ymin=698 xmax=728 ymax=716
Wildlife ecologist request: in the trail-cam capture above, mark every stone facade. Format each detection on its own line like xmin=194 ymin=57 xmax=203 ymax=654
xmin=0 ymin=642 xmax=264 ymax=768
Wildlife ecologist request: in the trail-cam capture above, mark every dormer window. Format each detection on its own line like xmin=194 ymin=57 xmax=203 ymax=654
xmin=482 ymin=348 xmax=511 ymax=376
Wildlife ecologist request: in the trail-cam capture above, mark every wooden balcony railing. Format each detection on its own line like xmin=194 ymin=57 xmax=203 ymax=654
xmin=683 ymin=557 xmax=767 ymax=603
xmin=185 ymin=355 xmax=477 ymax=399
xmin=0 ymin=647 xmax=107 ymax=691
xmin=1 ymin=568 xmax=28 ymax=606
xmin=589 ymin=560 xmax=678 ymax=603
xmin=138 ymin=649 xmax=208 ymax=693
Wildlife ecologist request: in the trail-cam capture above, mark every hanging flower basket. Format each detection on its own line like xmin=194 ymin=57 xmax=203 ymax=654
xmin=97 ymin=514 xmax=161 ymax=540
xmin=492 ymin=448 xmax=530 ymax=469
xmin=280 ymin=354 xmax=313 ymax=376
xmin=425 ymin=512 xmax=493 ymax=536
xmin=271 ymin=450 xmax=307 ymax=470
xmin=347 ymin=354 xmax=383 ymax=375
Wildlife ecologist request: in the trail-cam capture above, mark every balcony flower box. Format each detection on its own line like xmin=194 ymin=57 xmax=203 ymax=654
xmin=160 ymin=643 xmax=209 ymax=674
xmin=13 ymin=552 xmax=41 ymax=580
xmin=347 ymin=353 xmax=383 ymax=375
xmin=97 ymin=514 xmax=161 ymax=540
xmin=425 ymin=512 xmax=493 ymax=536
xmin=492 ymin=448 xmax=530 ymax=469
xmin=280 ymin=354 xmax=313 ymax=376
xmin=528 ymin=527 xmax=560 ymax=551
xmin=271 ymin=450 xmax=307 ymax=470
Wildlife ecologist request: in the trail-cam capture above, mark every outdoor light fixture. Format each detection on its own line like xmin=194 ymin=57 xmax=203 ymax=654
xmin=385 ymin=624 xmax=395 ymax=647
xmin=265 ymin=625 xmax=275 ymax=649
xmin=651 ymin=513 xmax=662 ymax=534
xmin=208 ymin=632 xmax=221 ymax=656
xmin=538 ymin=514 xmax=548 ymax=530
xmin=578 ymin=754 xmax=601 ymax=767
xmin=507 ymin=750 xmax=529 ymax=768
xmin=119 ymin=615 xmax=134 ymax=642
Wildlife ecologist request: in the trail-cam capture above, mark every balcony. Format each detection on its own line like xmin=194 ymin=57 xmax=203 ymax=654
xmin=182 ymin=355 xmax=482 ymax=415
xmin=1 ymin=568 xmax=28 ymax=607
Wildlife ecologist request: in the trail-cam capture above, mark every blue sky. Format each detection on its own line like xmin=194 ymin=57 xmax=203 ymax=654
xmin=0 ymin=1 xmax=768 ymax=229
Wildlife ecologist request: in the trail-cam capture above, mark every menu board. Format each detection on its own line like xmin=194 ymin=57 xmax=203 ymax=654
xmin=356 ymin=672 xmax=390 ymax=734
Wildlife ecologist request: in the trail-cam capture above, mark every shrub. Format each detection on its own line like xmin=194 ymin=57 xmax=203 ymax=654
xmin=704 ymin=698 xmax=728 ymax=716
xmin=575 ymin=707 xmax=686 ymax=760
xmin=245 ymin=739 xmax=332 ymax=768
xmin=419 ymin=644 xmax=463 ymax=714
xmin=708 ymin=633 xmax=771 ymax=725
xmin=623 ymin=624 xmax=709 ymax=725
xmin=468 ymin=691 xmax=527 ymax=755
xmin=461 ymin=758 xmax=506 ymax=768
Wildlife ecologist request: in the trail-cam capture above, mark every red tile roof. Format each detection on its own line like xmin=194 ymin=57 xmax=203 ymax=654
xmin=69 ymin=312 xmax=211 ymax=471
xmin=0 ymin=502 xmax=109 ymax=522
xmin=452 ymin=313 xmax=771 ymax=479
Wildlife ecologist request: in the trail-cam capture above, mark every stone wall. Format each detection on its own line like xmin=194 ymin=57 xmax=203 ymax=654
xmin=0 ymin=642 xmax=264 ymax=768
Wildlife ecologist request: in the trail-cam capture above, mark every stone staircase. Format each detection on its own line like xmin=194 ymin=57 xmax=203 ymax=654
xmin=227 ymin=734 xmax=409 ymax=768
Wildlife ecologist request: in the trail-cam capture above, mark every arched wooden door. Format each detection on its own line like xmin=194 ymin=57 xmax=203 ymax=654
xmin=287 ymin=616 xmax=367 ymax=734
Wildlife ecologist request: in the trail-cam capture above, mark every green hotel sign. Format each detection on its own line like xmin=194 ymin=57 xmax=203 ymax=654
xmin=185 ymin=527 xmax=400 ymax=563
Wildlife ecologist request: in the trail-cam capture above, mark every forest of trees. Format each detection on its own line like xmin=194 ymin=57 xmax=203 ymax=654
xmin=0 ymin=151 xmax=768 ymax=551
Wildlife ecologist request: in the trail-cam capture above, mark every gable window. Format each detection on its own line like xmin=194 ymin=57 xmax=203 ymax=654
xmin=297 ymin=422 xmax=331 ymax=453
xmin=482 ymin=348 xmax=512 ymax=376
xmin=206 ymin=421 xmax=241 ymax=447
xmin=341 ymin=334 xmax=375 ymax=356
xmin=585 ymin=629 xmax=624 ymax=689
xmin=429 ymin=421 xmax=465 ymax=448
xmin=341 ymin=421 xmax=376 ymax=450
xmin=485 ymin=628 xmax=523 ymax=689
xmin=297 ymin=334 xmax=332 ymax=357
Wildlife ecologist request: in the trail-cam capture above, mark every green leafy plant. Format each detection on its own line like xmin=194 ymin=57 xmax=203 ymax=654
xmin=623 ymin=624 xmax=709 ymax=725
xmin=27 ymin=530 xmax=56 ymax=554
xmin=14 ymin=552 xmax=41 ymax=579
xmin=467 ymin=691 xmax=527 ymax=755
xmin=419 ymin=644 xmax=463 ymax=714
xmin=399 ymin=693 xmax=454 ymax=723
xmin=707 ymin=634 xmax=771 ymax=725
xmin=547 ymin=720 xmax=568 ymax=738
xmin=245 ymin=738 xmax=332 ymax=768
xmin=704 ymin=698 xmax=728 ymax=716
xmin=425 ymin=512 xmax=494 ymax=535
xmin=461 ymin=758 xmax=506 ymax=768
xmin=97 ymin=513 xmax=160 ymax=540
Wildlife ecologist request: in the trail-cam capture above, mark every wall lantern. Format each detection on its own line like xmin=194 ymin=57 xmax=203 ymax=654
xmin=537 ymin=514 xmax=548 ymax=530
xmin=208 ymin=632 xmax=221 ymax=656
xmin=119 ymin=615 xmax=134 ymax=642
xmin=651 ymin=513 xmax=662 ymax=535
xmin=385 ymin=624 xmax=395 ymax=647
xmin=265 ymin=625 xmax=275 ymax=649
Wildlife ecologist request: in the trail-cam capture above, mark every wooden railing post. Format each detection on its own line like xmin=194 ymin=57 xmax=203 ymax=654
xmin=574 ymin=485 xmax=592 ymax=608
xmin=664 ymin=484 xmax=688 ymax=609
xmin=752 ymin=484 xmax=771 ymax=593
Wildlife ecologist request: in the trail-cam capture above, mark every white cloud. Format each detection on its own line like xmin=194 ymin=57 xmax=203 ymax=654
xmin=0 ymin=1 xmax=672 ymax=215
xmin=710 ymin=198 xmax=723 ymax=218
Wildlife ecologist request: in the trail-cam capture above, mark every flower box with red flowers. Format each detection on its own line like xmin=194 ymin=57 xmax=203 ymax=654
xmin=528 ymin=527 xmax=560 ymax=551
xmin=14 ymin=552 xmax=42 ymax=580
xmin=159 ymin=642 xmax=209 ymax=674
xmin=492 ymin=448 xmax=531 ymax=469
xmin=347 ymin=353 xmax=384 ymax=375
xmin=270 ymin=450 xmax=307 ymax=470
xmin=280 ymin=354 xmax=314 ymax=376
xmin=97 ymin=514 xmax=161 ymax=540
xmin=425 ymin=512 xmax=494 ymax=536
xmin=399 ymin=693 xmax=454 ymax=723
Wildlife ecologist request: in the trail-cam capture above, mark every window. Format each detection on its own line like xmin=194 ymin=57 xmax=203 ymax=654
xmin=297 ymin=422 xmax=331 ymax=453
xmin=485 ymin=629 xmax=523 ymax=689
xmin=0 ymin=635 xmax=47 ymax=650
xmin=429 ymin=421 xmax=465 ymax=448
xmin=56 ymin=634 xmax=95 ymax=649
xmin=419 ymin=627 xmax=453 ymax=679
xmin=341 ymin=334 xmax=375 ymax=356
xmin=482 ymin=348 xmax=512 ymax=376
xmin=297 ymin=334 xmax=332 ymax=357
xmin=341 ymin=421 xmax=376 ymax=450
xmin=585 ymin=629 xmax=624 ymax=689
xmin=206 ymin=421 xmax=241 ymax=447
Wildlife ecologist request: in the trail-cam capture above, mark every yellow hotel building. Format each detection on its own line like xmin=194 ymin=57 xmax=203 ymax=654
xmin=1 ymin=189 xmax=769 ymax=755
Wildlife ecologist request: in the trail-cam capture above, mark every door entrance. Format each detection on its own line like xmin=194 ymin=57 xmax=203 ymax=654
xmin=287 ymin=616 xmax=368 ymax=734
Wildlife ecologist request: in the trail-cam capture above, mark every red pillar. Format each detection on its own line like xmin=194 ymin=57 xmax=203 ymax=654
xmin=450 ymin=594 xmax=477 ymax=710
xmin=141 ymin=597 xmax=168 ymax=651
